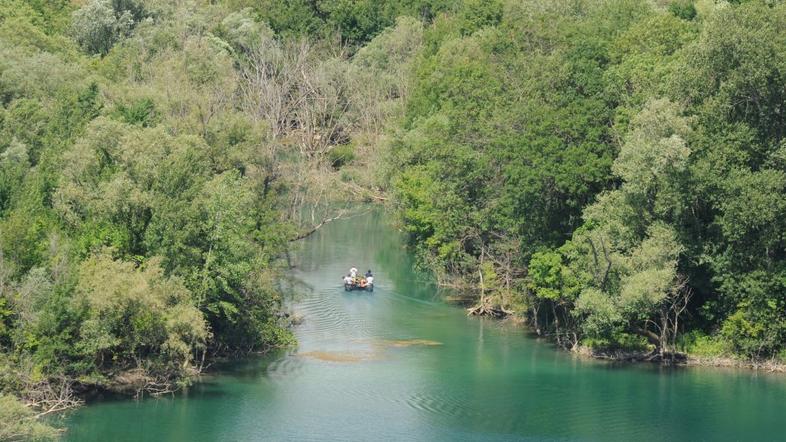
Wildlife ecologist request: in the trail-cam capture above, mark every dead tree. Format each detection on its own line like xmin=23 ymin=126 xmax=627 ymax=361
xmin=633 ymin=275 xmax=692 ymax=361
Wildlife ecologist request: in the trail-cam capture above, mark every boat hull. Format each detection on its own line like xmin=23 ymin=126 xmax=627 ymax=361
xmin=344 ymin=283 xmax=373 ymax=292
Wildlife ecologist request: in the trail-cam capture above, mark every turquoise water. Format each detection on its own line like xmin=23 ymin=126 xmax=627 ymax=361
xmin=64 ymin=209 xmax=786 ymax=441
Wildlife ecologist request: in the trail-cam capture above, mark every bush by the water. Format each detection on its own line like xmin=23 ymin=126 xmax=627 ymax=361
xmin=0 ymin=394 xmax=58 ymax=441
xmin=678 ymin=331 xmax=728 ymax=358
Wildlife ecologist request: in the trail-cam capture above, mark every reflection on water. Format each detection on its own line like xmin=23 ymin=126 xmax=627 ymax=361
xmin=65 ymin=208 xmax=786 ymax=441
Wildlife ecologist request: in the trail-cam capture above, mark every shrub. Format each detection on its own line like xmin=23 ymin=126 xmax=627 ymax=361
xmin=0 ymin=394 xmax=59 ymax=441
xmin=111 ymin=98 xmax=159 ymax=127
xmin=668 ymin=1 xmax=697 ymax=20
xmin=581 ymin=333 xmax=651 ymax=353
xmin=328 ymin=144 xmax=356 ymax=169
xmin=678 ymin=331 xmax=728 ymax=357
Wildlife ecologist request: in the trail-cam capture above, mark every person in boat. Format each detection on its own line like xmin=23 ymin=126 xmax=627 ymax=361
xmin=343 ymin=274 xmax=353 ymax=286
xmin=350 ymin=267 xmax=358 ymax=278
xmin=365 ymin=270 xmax=374 ymax=286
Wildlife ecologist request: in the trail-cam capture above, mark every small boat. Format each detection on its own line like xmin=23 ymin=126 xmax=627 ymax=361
xmin=344 ymin=277 xmax=374 ymax=292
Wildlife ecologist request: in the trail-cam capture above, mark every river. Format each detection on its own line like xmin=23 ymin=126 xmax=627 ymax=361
xmin=64 ymin=208 xmax=786 ymax=441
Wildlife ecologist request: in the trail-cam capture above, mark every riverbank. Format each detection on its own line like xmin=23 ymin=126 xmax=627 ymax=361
xmin=479 ymin=314 xmax=786 ymax=374
xmin=418 ymin=240 xmax=786 ymax=375
xmin=685 ymin=355 xmax=786 ymax=373
xmin=572 ymin=344 xmax=786 ymax=372
xmin=438 ymin=289 xmax=786 ymax=375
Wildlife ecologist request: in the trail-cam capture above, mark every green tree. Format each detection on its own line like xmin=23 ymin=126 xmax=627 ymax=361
xmin=535 ymin=99 xmax=693 ymax=354
xmin=71 ymin=0 xmax=143 ymax=55
xmin=73 ymin=254 xmax=207 ymax=380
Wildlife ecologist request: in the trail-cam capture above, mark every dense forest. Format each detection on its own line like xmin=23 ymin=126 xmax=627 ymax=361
xmin=390 ymin=0 xmax=786 ymax=366
xmin=1 ymin=0 xmax=785 ymax=438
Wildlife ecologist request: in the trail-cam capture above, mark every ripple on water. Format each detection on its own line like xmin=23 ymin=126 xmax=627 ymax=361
xmin=293 ymin=296 xmax=377 ymax=349
xmin=404 ymin=389 xmax=476 ymax=421
xmin=266 ymin=355 xmax=306 ymax=381
xmin=515 ymin=390 xmax=643 ymax=440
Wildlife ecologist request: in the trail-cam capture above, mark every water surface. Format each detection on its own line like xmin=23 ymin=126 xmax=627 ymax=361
xmin=65 ymin=209 xmax=786 ymax=441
